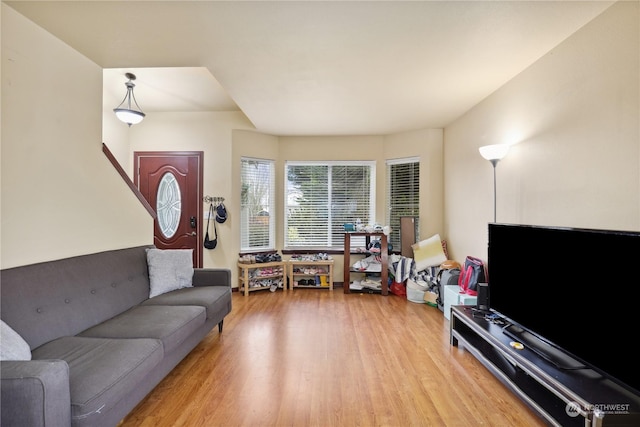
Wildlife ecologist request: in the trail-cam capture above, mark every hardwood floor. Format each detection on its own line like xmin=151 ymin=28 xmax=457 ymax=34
xmin=119 ymin=289 xmax=547 ymax=427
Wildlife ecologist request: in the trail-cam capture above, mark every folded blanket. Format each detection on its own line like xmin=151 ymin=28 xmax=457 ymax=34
xmin=394 ymin=256 xmax=415 ymax=283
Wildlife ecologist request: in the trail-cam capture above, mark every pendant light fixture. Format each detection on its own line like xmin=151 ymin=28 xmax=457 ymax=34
xmin=113 ymin=72 xmax=145 ymax=126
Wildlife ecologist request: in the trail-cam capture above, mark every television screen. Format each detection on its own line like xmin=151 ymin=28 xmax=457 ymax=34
xmin=488 ymin=223 xmax=640 ymax=395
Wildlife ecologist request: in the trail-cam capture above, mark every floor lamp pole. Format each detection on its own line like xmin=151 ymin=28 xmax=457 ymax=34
xmin=490 ymin=159 xmax=499 ymax=223
xmin=479 ymin=144 xmax=509 ymax=224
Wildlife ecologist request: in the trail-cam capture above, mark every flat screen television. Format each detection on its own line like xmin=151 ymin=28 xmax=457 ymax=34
xmin=487 ymin=223 xmax=640 ymax=395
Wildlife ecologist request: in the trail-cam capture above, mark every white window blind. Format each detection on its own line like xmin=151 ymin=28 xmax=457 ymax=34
xmin=285 ymin=161 xmax=375 ymax=249
xmin=240 ymin=157 xmax=275 ymax=252
xmin=386 ymin=157 xmax=420 ymax=250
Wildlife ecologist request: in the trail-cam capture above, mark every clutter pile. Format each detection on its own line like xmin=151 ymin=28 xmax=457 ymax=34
xmin=388 ymin=233 xmax=448 ymax=304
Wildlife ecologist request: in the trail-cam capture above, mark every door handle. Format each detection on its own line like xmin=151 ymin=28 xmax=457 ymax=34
xmin=185 ymin=231 xmax=196 ymax=237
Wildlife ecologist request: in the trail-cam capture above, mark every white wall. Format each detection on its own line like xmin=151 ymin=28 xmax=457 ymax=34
xmin=444 ymin=1 xmax=639 ymax=262
xmin=120 ymin=113 xmax=443 ymax=287
xmin=383 ymin=128 xmax=444 ymax=240
xmin=4 ymin=0 xmax=636 ymax=281
xmin=129 ymin=111 xmax=255 ymax=274
xmin=101 ymin=79 xmax=132 ymax=175
xmin=1 ymin=4 xmax=153 ymax=269
xmin=265 ymin=132 xmax=444 ymax=284
xmin=231 ymin=130 xmax=280 ymax=285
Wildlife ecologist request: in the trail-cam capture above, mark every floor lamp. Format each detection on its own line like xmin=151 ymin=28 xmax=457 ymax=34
xmin=479 ymin=144 xmax=510 ymax=222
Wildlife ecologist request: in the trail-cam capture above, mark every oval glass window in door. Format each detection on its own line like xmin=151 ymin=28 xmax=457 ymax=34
xmin=157 ymin=172 xmax=182 ymax=238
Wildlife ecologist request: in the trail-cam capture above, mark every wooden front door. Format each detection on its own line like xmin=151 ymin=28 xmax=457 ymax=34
xmin=135 ymin=151 xmax=203 ymax=268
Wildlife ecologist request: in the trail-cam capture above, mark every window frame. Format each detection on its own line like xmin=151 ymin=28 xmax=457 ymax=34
xmin=284 ymin=160 xmax=376 ymax=250
xmin=240 ymin=157 xmax=276 ymax=253
xmin=386 ymin=157 xmax=420 ymax=251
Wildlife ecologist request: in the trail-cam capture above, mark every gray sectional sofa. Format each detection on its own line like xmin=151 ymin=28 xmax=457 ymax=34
xmin=0 ymin=245 xmax=232 ymax=427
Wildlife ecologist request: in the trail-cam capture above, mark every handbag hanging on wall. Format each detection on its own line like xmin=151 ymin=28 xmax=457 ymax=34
xmin=204 ymin=203 xmax=217 ymax=250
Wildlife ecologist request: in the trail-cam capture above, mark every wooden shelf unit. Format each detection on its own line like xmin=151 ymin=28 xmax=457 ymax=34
xmin=343 ymin=232 xmax=388 ymax=296
xmin=237 ymin=261 xmax=287 ymax=296
xmin=288 ymin=259 xmax=334 ymax=290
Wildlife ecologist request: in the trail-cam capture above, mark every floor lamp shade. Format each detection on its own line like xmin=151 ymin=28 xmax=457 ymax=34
xmin=479 ymin=144 xmax=509 ymax=162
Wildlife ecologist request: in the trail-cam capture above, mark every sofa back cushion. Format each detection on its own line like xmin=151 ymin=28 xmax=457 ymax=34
xmin=0 ymin=246 xmax=152 ymax=349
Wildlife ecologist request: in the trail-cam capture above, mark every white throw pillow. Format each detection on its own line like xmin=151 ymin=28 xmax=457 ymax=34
xmin=1 ymin=320 xmax=32 ymax=361
xmin=146 ymin=248 xmax=194 ymax=298
xmin=411 ymin=234 xmax=447 ymax=272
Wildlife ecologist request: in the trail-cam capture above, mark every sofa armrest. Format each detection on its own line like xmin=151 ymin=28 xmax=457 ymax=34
xmin=193 ymin=268 xmax=231 ymax=288
xmin=1 ymin=360 xmax=71 ymax=427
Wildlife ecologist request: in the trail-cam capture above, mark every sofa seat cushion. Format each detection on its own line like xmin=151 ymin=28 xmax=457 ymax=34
xmin=32 ymin=336 xmax=162 ymax=424
xmin=78 ymin=305 xmax=205 ymax=354
xmin=142 ymin=286 xmax=231 ymax=321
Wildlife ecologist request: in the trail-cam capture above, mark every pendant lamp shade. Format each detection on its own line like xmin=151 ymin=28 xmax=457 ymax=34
xmin=113 ymin=73 xmax=145 ymax=126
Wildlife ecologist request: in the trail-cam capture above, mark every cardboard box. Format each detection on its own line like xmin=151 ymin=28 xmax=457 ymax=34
xmin=423 ymin=290 xmax=438 ymax=305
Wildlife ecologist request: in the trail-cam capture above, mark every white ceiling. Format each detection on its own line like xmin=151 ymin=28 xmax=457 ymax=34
xmin=6 ymin=1 xmax=614 ymax=136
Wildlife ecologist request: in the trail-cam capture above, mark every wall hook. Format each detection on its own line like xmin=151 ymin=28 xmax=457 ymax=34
xmin=203 ymin=196 xmax=225 ymax=205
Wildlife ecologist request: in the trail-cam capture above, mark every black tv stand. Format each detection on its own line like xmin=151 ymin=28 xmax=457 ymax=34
xmin=501 ymin=324 xmax=587 ymax=370
xmin=450 ymin=306 xmax=640 ymax=427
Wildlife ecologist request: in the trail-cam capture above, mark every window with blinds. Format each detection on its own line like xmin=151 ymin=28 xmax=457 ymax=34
xmin=285 ymin=161 xmax=375 ymax=249
xmin=386 ymin=158 xmax=420 ymax=250
xmin=240 ymin=158 xmax=275 ymax=252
